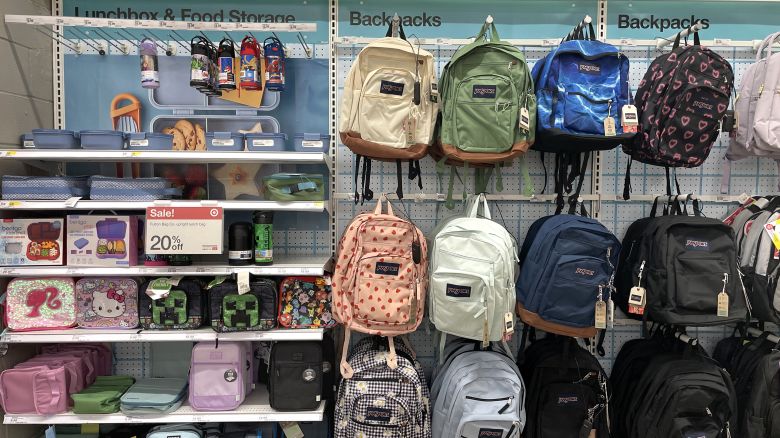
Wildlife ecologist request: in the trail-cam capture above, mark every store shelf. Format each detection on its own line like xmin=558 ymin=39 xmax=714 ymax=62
xmin=4 ymin=15 xmax=316 ymax=33
xmin=0 ymin=327 xmax=324 ymax=344
xmin=0 ymin=199 xmax=328 ymax=212
xmin=0 ymin=149 xmax=330 ymax=166
xmin=0 ymin=255 xmax=331 ymax=277
xmin=2 ymin=387 xmax=324 ymax=425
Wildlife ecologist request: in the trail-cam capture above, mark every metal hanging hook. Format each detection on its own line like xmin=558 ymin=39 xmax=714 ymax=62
xmin=297 ymin=32 xmax=312 ymax=59
xmin=148 ymin=30 xmax=174 ymax=55
xmin=168 ymin=33 xmax=188 ymax=50
xmin=69 ymin=27 xmax=105 ymax=55
xmin=35 ymin=26 xmax=81 ymax=54
xmin=92 ymin=27 xmax=129 ymax=54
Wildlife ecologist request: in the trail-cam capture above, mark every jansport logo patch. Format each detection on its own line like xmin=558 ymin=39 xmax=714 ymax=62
xmin=557 ymin=394 xmax=580 ymax=405
xmin=578 ymin=63 xmax=601 ymax=75
xmin=375 ymin=262 xmax=400 ymax=276
xmin=446 ymin=283 xmax=472 ymax=298
xmin=478 ymin=429 xmax=504 ymax=438
xmin=685 ymin=239 xmax=710 ymax=251
xmin=575 ymin=267 xmax=595 ymax=276
xmin=365 ymin=407 xmax=392 ymax=422
xmin=692 ymin=101 xmax=713 ymax=110
xmin=472 ymin=85 xmax=496 ymax=99
xmin=379 ymin=80 xmax=404 ymax=96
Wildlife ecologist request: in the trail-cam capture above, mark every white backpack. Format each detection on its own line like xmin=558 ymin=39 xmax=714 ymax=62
xmin=723 ymin=32 xmax=780 ymax=192
xmin=339 ymin=23 xmax=438 ymax=202
xmin=428 ymin=194 xmax=518 ymax=349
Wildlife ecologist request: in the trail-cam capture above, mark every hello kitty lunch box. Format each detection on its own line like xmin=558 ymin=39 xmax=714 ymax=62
xmin=75 ymin=277 xmax=139 ymax=329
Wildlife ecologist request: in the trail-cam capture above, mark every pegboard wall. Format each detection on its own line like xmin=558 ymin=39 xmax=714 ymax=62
xmin=332 ymin=41 xmax=772 ymax=376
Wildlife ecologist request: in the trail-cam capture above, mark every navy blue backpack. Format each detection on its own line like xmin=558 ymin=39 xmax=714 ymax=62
xmin=516 ymin=214 xmax=620 ymax=340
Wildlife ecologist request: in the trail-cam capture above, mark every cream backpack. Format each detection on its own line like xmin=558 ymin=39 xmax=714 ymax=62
xmin=332 ymin=197 xmax=428 ymax=377
xmin=339 ymin=23 xmax=438 ymax=203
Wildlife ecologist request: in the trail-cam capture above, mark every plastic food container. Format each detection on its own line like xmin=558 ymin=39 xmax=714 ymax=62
xmin=31 ymin=129 xmax=80 ymax=149
xmin=292 ymin=133 xmax=329 ymax=153
xmin=205 ymin=132 xmax=244 ymax=152
xmin=79 ymin=130 xmax=126 ymax=150
xmin=19 ymin=133 xmax=34 ymax=148
xmin=245 ymin=132 xmax=287 ymax=152
xmin=126 ymin=132 xmax=173 ymax=151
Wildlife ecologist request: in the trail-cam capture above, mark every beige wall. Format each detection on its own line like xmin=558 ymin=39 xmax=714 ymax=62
xmin=0 ymin=1 xmax=53 ymax=437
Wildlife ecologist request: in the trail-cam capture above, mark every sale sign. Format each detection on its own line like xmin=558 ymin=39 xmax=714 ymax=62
xmin=145 ymin=207 xmax=224 ymax=254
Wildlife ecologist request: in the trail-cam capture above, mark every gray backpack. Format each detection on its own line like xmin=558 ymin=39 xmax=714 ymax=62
xmin=723 ymin=32 xmax=780 ymax=193
xmin=431 ymin=338 xmax=526 ymax=438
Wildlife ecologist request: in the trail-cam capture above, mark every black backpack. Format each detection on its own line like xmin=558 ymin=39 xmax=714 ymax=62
xmin=268 ymin=337 xmax=335 ymax=412
xmin=742 ymin=348 xmax=780 ymax=437
xmin=610 ymin=331 xmax=713 ymax=438
xmin=631 ymin=204 xmax=747 ymax=325
xmin=139 ymin=278 xmax=207 ymax=329
xmin=207 ymin=278 xmax=277 ymax=332
xmin=715 ymin=332 xmax=777 ymax=436
xmin=518 ymin=335 xmax=609 ymax=438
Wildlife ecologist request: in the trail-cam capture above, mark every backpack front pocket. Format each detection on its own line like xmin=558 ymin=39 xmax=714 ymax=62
xmin=669 ymin=416 xmax=722 ymax=438
xmin=537 ymin=383 xmax=596 ymax=438
xmin=539 ymin=255 xmax=607 ymax=327
xmin=358 ymin=68 xmax=415 ymax=148
xmin=673 ymin=254 xmax=729 ymax=313
xmin=354 ymin=252 xmax=415 ymax=326
xmin=563 ymin=91 xmax=615 ymax=135
xmin=660 ymin=85 xmax=728 ymax=166
xmin=454 ymin=75 xmax=517 ymax=152
xmin=431 ymin=268 xmax=490 ymax=338
xmin=351 ymin=394 xmax=411 ymax=430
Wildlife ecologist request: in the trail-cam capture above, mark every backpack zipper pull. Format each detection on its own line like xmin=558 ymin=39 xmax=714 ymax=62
xmin=498 ymin=396 xmax=513 ymax=414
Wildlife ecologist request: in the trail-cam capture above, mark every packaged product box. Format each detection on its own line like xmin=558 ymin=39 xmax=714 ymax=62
xmin=67 ymin=215 xmax=138 ymax=267
xmin=0 ymin=218 xmax=65 ymax=266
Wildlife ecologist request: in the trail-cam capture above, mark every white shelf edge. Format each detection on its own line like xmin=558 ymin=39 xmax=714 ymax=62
xmin=0 ymin=256 xmax=331 ymax=277
xmin=0 ymin=327 xmax=324 ymax=343
xmin=336 ymin=36 xmax=767 ymax=49
xmin=0 ymin=150 xmax=329 ymax=165
xmin=4 ymin=15 xmax=316 ymax=33
xmin=2 ymin=388 xmax=324 ymax=424
xmin=0 ymin=199 xmax=328 ymax=212
xmin=333 ymin=193 xmax=746 ymax=203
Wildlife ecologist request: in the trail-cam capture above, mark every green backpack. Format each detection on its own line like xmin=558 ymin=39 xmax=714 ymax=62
xmin=433 ymin=22 xmax=536 ymax=205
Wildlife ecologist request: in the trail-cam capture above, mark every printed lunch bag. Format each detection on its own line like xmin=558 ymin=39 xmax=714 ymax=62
xmin=76 ymin=277 xmax=139 ymax=329
xmin=208 ymin=277 xmax=277 ymax=332
xmin=5 ymin=277 xmax=77 ymax=331
xmin=139 ymin=278 xmax=207 ymax=330
xmin=278 ymin=276 xmax=337 ymax=329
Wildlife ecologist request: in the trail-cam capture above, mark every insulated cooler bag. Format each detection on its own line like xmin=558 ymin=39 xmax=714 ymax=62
xmin=278 ymin=276 xmax=336 ymax=329
xmin=268 ymin=341 xmax=325 ymax=411
xmin=120 ymin=378 xmax=188 ymax=415
xmin=139 ymin=278 xmax=207 ymax=329
xmin=1 ymin=175 xmax=88 ymax=200
xmin=71 ymin=375 xmax=135 ymax=414
xmin=88 ymin=176 xmax=181 ymax=201
xmin=5 ymin=277 xmax=77 ymax=331
xmin=189 ymin=341 xmax=253 ymax=411
xmin=76 ymin=277 xmax=139 ymax=329
xmin=208 ymin=278 xmax=277 ymax=332
xmin=0 ymin=364 xmax=69 ymax=414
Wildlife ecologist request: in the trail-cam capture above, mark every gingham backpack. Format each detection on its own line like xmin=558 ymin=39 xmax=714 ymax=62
xmin=332 ymin=197 xmax=428 ymax=377
xmin=334 ymin=336 xmax=431 ymax=438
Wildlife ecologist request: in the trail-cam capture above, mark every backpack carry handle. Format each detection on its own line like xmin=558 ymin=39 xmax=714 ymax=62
xmin=385 ymin=18 xmax=407 ymax=40
xmin=373 ymin=195 xmax=395 ymax=216
xmin=466 ymin=193 xmax=491 ymax=219
xmin=476 ymin=22 xmax=500 ymax=43
xmin=757 ymin=32 xmax=780 ymax=61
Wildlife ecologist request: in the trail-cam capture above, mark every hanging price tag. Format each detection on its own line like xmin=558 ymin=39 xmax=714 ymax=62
xmin=604 ymin=117 xmax=617 ymax=137
xmin=607 ymin=298 xmax=615 ymax=328
xmin=595 ymin=300 xmax=607 ymax=329
xmin=145 ymin=207 xmax=223 ymax=254
xmin=519 ymin=107 xmax=530 ymax=131
xmin=504 ymin=312 xmax=514 ymax=335
xmin=621 ymin=105 xmax=639 ymax=133
xmin=237 ymin=271 xmax=251 ymax=295
xmin=717 ymin=292 xmax=729 ymax=317
xmin=628 ymin=286 xmax=646 ymax=306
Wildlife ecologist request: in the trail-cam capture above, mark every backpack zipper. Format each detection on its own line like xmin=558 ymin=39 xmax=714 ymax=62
xmin=464 ymin=395 xmax=514 ymax=414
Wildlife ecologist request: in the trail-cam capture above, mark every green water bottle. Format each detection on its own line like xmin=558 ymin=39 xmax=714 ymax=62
xmin=253 ymin=211 xmax=273 ymax=265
